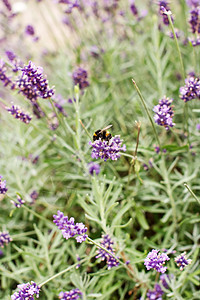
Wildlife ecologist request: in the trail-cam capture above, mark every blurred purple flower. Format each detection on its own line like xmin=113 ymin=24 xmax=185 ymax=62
xmin=196 ymin=123 xmax=200 ymax=130
xmin=32 ymin=102 xmax=45 ymax=119
xmin=72 ymin=67 xmax=89 ymax=90
xmin=0 ymin=231 xmax=12 ymax=247
xmin=158 ymin=1 xmax=173 ymax=26
xmin=2 ymin=0 xmax=12 ymax=12
xmin=6 ymin=105 xmax=32 ymax=124
xmin=0 ymin=59 xmax=13 ymax=87
xmin=10 ymin=195 xmax=25 ymax=208
xmin=130 ymin=0 xmax=138 ymax=16
xmin=53 ymin=210 xmax=88 ymax=243
xmin=0 ymin=175 xmax=8 ymax=194
xmin=59 ymin=289 xmax=82 ymax=300
xmin=179 ymin=74 xmax=200 ymax=102
xmin=11 ymin=281 xmax=40 ymax=300
xmin=96 ymin=234 xmax=119 ymax=270
xmin=174 ymin=252 xmax=192 ymax=270
xmin=144 ymin=249 xmax=170 ymax=273
xmin=89 ymin=135 xmax=126 ymax=161
xmin=189 ymin=7 xmax=200 ymax=34
xmin=88 ymin=162 xmax=100 ymax=175
xmin=5 ymin=50 xmax=16 ymax=61
xmin=30 ymin=190 xmax=39 ymax=204
xmin=160 ymin=274 xmax=173 ymax=289
xmin=25 ymin=25 xmax=35 ymax=36
xmin=186 ymin=0 xmax=200 ymax=7
xmin=153 ymin=97 xmax=175 ymax=130
xmin=147 ymin=283 xmax=164 ymax=300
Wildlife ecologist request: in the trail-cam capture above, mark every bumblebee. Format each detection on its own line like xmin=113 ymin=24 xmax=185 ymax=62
xmin=93 ymin=125 xmax=112 ymax=142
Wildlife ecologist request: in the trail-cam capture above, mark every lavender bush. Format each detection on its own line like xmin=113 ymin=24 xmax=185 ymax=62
xmin=0 ymin=0 xmax=199 ymax=299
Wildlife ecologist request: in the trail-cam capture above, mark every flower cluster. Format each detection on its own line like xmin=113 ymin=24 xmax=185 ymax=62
xmin=174 ymin=252 xmax=192 ymax=270
xmin=10 ymin=195 xmax=25 ymax=208
xmin=144 ymin=249 xmax=170 ymax=273
xmin=96 ymin=234 xmax=119 ymax=270
xmin=88 ymin=162 xmax=100 ymax=175
xmin=17 ymin=61 xmax=54 ymax=102
xmin=53 ymin=210 xmax=88 ymax=243
xmin=0 ymin=231 xmax=12 ymax=247
xmin=179 ymin=75 xmax=200 ymax=102
xmin=7 ymin=105 xmax=32 ymax=124
xmin=189 ymin=7 xmax=200 ymax=34
xmin=0 ymin=175 xmax=8 ymax=194
xmin=153 ymin=97 xmax=175 ymax=130
xmin=147 ymin=283 xmax=164 ymax=300
xmin=0 ymin=59 xmax=13 ymax=87
xmin=158 ymin=1 xmax=173 ymax=26
xmin=72 ymin=67 xmax=89 ymax=90
xmin=11 ymin=281 xmax=40 ymax=300
xmin=89 ymin=135 xmax=126 ymax=161
xmin=59 ymin=288 xmax=82 ymax=300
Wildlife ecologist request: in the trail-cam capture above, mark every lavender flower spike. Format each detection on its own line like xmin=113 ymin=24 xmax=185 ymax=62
xmin=96 ymin=234 xmax=119 ymax=270
xmin=72 ymin=67 xmax=89 ymax=90
xmin=11 ymin=281 xmax=40 ymax=300
xmin=147 ymin=283 xmax=164 ymax=300
xmin=174 ymin=252 xmax=192 ymax=270
xmin=59 ymin=288 xmax=82 ymax=300
xmin=0 ymin=231 xmax=12 ymax=247
xmin=0 ymin=175 xmax=8 ymax=194
xmin=89 ymin=135 xmax=126 ymax=161
xmin=53 ymin=210 xmax=88 ymax=243
xmin=10 ymin=195 xmax=25 ymax=208
xmin=144 ymin=249 xmax=170 ymax=273
xmin=153 ymin=97 xmax=175 ymax=130
xmin=88 ymin=162 xmax=100 ymax=175
xmin=179 ymin=75 xmax=200 ymax=102
xmin=7 ymin=105 xmax=32 ymax=124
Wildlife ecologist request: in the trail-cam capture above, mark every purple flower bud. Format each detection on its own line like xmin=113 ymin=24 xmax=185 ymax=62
xmin=59 ymin=288 xmax=82 ymax=300
xmin=0 ymin=231 xmax=12 ymax=248
xmin=96 ymin=234 xmax=119 ymax=270
xmin=72 ymin=67 xmax=89 ymax=90
xmin=11 ymin=281 xmax=40 ymax=300
xmin=0 ymin=59 xmax=13 ymax=87
xmin=5 ymin=50 xmax=16 ymax=61
xmin=147 ymin=283 xmax=164 ymax=300
xmin=0 ymin=175 xmax=8 ymax=194
xmin=158 ymin=1 xmax=173 ymax=26
xmin=25 ymin=25 xmax=35 ymax=36
xmin=174 ymin=252 xmax=192 ymax=270
xmin=6 ymin=105 xmax=32 ymax=124
xmin=186 ymin=0 xmax=200 ymax=7
xmin=88 ymin=162 xmax=100 ymax=175
xmin=144 ymin=249 xmax=170 ymax=273
xmin=153 ymin=97 xmax=175 ymax=130
xmin=10 ymin=195 xmax=25 ymax=208
xmin=179 ymin=74 xmax=200 ymax=102
xmin=196 ymin=123 xmax=200 ymax=130
xmin=189 ymin=7 xmax=200 ymax=34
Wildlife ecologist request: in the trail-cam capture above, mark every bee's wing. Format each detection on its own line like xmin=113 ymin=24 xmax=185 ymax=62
xmin=100 ymin=125 xmax=112 ymax=132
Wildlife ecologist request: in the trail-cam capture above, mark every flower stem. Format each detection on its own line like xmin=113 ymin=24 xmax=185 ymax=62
xmin=184 ymin=183 xmax=200 ymax=205
xmin=132 ymin=79 xmax=161 ymax=148
xmin=49 ymin=98 xmax=68 ymax=137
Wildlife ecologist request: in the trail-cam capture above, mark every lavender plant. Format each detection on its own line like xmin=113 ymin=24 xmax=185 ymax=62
xmin=0 ymin=0 xmax=200 ymax=299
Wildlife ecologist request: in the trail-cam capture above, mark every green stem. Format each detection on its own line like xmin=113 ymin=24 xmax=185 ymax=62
xmin=132 ymin=80 xmax=161 ymax=148
xmin=39 ymin=257 xmax=88 ymax=287
xmin=79 ymin=119 xmax=93 ymax=140
xmin=184 ymin=183 xmax=200 ymax=205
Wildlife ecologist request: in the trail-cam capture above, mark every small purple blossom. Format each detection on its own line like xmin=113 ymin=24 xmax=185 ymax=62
xmin=186 ymin=0 xmax=200 ymax=7
xmin=11 ymin=281 xmax=40 ymax=300
xmin=89 ymin=135 xmax=126 ymax=161
xmin=196 ymin=123 xmax=200 ymax=130
xmin=147 ymin=283 xmax=164 ymax=300
xmin=88 ymin=162 xmax=100 ymax=175
xmin=96 ymin=234 xmax=119 ymax=270
xmin=5 ymin=50 xmax=16 ymax=61
xmin=2 ymin=0 xmax=12 ymax=12
xmin=0 ymin=59 xmax=12 ymax=87
xmin=174 ymin=252 xmax=192 ymax=270
xmin=30 ymin=190 xmax=39 ymax=204
xmin=72 ymin=67 xmax=89 ymax=90
xmin=0 ymin=175 xmax=8 ymax=194
xmin=10 ymin=195 xmax=25 ymax=208
xmin=153 ymin=97 xmax=175 ymax=130
xmin=59 ymin=0 xmax=80 ymax=14
xmin=59 ymin=288 xmax=82 ymax=300
xmin=25 ymin=25 xmax=35 ymax=36
xmin=160 ymin=274 xmax=173 ymax=289
xmin=144 ymin=249 xmax=170 ymax=273
xmin=76 ymin=254 xmax=81 ymax=269
xmin=32 ymin=102 xmax=45 ymax=119
xmin=179 ymin=75 xmax=200 ymax=102
xmin=158 ymin=1 xmax=173 ymax=26
xmin=189 ymin=7 xmax=200 ymax=34
xmin=53 ymin=210 xmax=88 ymax=243
xmin=0 ymin=231 xmax=12 ymax=248
xmin=6 ymin=105 xmax=32 ymax=124
xmin=17 ymin=61 xmax=54 ymax=102
xmin=130 ymin=0 xmax=138 ymax=16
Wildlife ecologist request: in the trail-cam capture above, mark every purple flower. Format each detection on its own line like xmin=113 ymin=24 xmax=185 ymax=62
xmin=189 ymin=7 xmax=200 ymax=34
xmin=0 ymin=175 xmax=8 ymax=194
xmin=10 ymin=195 xmax=25 ymax=208
xmin=196 ymin=123 xmax=200 ymax=130
xmin=6 ymin=105 xmax=32 ymax=124
xmin=188 ymin=36 xmax=200 ymax=46
xmin=160 ymin=274 xmax=173 ymax=289
xmin=174 ymin=252 xmax=192 ymax=270
xmin=144 ymin=249 xmax=170 ymax=273
xmin=186 ymin=0 xmax=200 ymax=7
xmin=11 ymin=281 xmax=40 ymax=300
xmin=0 ymin=231 xmax=12 ymax=248
xmin=72 ymin=67 xmax=89 ymax=90
xmin=89 ymin=135 xmax=126 ymax=161
xmin=130 ymin=0 xmax=138 ymax=16
xmin=5 ymin=50 xmax=16 ymax=61
xmin=147 ymin=283 xmax=164 ymax=300
xmin=53 ymin=210 xmax=88 ymax=243
xmin=2 ymin=0 xmax=12 ymax=12
xmin=59 ymin=288 xmax=82 ymax=300
xmin=0 ymin=59 xmax=13 ymax=87
xmin=59 ymin=0 xmax=80 ymax=14
xmin=179 ymin=75 xmax=200 ymax=102
xmin=96 ymin=234 xmax=119 ymax=270
xmin=32 ymin=102 xmax=45 ymax=119
xmin=30 ymin=190 xmax=39 ymax=204
xmin=158 ymin=1 xmax=173 ymax=26
xmin=25 ymin=25 xmax=35 ymax=36
xmin=88 ymin=162 xmax=100 ymax=175
xmin=76 ymin=254 xmax=81 ymax=269
xmin=153 ymin=97 xmax=175 ymax=130
xmin=17 ymin=61 xmax=54 ymax=102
